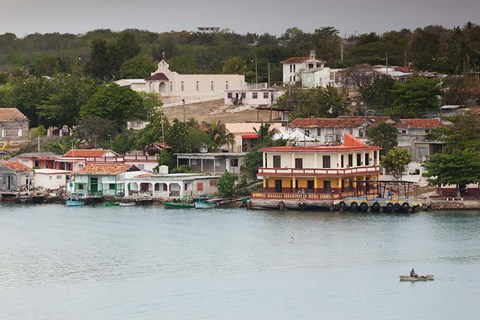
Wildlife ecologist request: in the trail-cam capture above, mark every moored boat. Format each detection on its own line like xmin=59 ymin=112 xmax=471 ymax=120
xmin=104 ymin=201 xmax=120 ymax=207
xmin=194 ymin=195 xmax=216 ymax=209
xmin=164 ymin=196 xmax=195 ymax=209
xmin=66 ymin=198 xmax=85 ymax=207
xmin=399 ymin=275 xmax=434 ymax=281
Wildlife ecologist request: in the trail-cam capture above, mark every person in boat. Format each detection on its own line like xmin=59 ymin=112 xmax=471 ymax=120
xmin=410 ymin=268 xmax=418 ymax=278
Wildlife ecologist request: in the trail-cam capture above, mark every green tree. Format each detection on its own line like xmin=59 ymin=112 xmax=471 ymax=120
xmin=367 ymin=122 xmax=398 ymax=155
xmin=222 ymin=56 xmax=247 ymax=74
xmin=422 ymin=149 xmax=480 ymax=194
xmin=38 ymin=74 xmax=98 ymax=130
xmin=389 ymin=76 xmax=442 ymax=118
xmin=241 ymin=147 xmax=263 ymax=180
xmin=381 ymin=147 xmax=412 ymax=180
xmin=428 ymin=112 xmax=480 ymax=153
xmin=120 ymin=55 xmax=155 ymax=79
xmin=109 ymin=32 xmax=141 ymax=79
xmin=80 ymin=84 xmax=145 ymax=133
xmin=217 ymin=170 xmax=238 ymax=197
xmin=85 ymin=39 xmax=111 ymax=80
xmin=75 ymin=115 xmax=117 ymax=148
xmin=361 ymin=75 xmax=396 ymax=113
xmin=165 ymin=118 xmax=191 ymax=153
xmin=254 ymin=122 xmax=278 ymax=147
xmin=204 ymin=119 xmax=235 ymax=151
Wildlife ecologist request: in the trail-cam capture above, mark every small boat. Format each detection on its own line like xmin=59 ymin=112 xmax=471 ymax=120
xmin=104 ymin=201 xmax=120 ymax=207
xmin=194 ymin=195 xmax=216 ymax=209
xmin=399 ymin=275 xmax=434 ymax=281
xmin=66 ymin=198 xmax=85 ymax=207
xmin=118 ymin=202 xmax=135 ymax=206
xmin=164 ymin=196 xmax=195 ymax=209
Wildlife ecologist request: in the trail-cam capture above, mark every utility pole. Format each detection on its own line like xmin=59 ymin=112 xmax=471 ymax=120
xmin=255 ymin=54 xmax=258 ymax=85
xmin=267 ymin=61 xmax=270 ymax=87
xmin=182 ymin=99 xmax=185 ymax=122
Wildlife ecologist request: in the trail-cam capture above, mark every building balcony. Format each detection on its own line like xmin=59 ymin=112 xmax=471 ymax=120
xmin=257 ymin=165 xmax=380 ymax=178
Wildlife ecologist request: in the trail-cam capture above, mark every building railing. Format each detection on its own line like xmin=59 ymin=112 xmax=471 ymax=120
xmin=83 ymin=155 xmax=159 ymax=163
xmin=252 ymin=189 xmax=378 ymax=200
xmin=258 ymin=166 xmax=380 ymax=176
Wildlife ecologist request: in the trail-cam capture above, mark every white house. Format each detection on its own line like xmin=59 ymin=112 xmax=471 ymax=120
xmin=124 ymin=167 xmax=219 ymax=199
xmin=281 ymin=50 xmax=326 ymax=85
xmin=224 ymin=86 xmax=284 ymax=106
xmin=34 ymin=168 xmax=69 ymax=191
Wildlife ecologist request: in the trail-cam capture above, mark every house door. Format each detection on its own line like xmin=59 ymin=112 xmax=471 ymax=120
xmin=323 ymin=180 xmax=331 ymax=193
xmin=90 ymin=177 xmax=98 ymax=193
xmin=307 ymin=180 xmax=314 ymax=193
xmin=274 ymin=180 xmax=282 ymax=193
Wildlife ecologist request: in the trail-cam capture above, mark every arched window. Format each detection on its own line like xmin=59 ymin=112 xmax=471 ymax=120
xmin=196 ymin=81 xmax=199 ymax=91
xmin=181 ymin=81 xmax=184 ymax=91
xmin=210 ymin=81 xmax=214 ymax=91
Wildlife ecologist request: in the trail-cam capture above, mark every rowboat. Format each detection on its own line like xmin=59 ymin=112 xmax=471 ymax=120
xmin=164 ymin=196 xmax=195 ymax=209
xmin=399 ymin=275 xmax=434 ymax=281
xmin=119 ymin=202 xmax=135 ymax=207
xmin=66 ymin=198 xmax=85 ymax=207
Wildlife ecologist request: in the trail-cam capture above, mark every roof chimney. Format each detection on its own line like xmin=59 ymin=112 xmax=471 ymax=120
xmin=310 ymin=50 xmax=316 ymax=59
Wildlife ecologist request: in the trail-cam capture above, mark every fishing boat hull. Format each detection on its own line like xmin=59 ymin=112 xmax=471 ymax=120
xmin=164 ymin=202 xmax=195 ymax=209
xmin=399 ymin=275 xmax=434 ymax=281
xmin=66 ymin=199 xmax=85 ymax=207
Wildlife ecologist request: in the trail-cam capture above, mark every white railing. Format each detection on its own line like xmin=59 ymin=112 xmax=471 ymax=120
xmin=258 ymin=166 xmax=380 ymax=176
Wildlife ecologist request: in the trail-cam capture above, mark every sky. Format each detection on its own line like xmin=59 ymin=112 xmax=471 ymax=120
xmin=1 ymin=0 xmax=479 ymax=38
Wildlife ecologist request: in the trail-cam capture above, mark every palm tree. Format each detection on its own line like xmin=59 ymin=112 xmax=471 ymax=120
xmin=254 ymin=122 xmax=278 ymax=147
xmin=205 ymin=119 xmax=235 ymax=151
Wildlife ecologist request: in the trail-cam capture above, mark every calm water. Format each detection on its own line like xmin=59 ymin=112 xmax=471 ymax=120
xmin=1 ymin=204 xmax=479 ymax=320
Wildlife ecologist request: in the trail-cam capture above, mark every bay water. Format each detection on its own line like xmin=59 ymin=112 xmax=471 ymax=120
xmin=1 ymin=204 xmax=479 ymax=319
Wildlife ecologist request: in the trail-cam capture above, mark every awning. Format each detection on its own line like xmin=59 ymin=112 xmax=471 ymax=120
xmin=241 ymin=134 xmax=258 ymax=139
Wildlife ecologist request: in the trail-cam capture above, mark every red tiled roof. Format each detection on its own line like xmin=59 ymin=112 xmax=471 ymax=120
xmin=395 ymin=119 xmax=443 ymax=129
xmin=75 ymin=164 xmax=134 ymax=175
xmin=0 ymin=161 xmax=33 ymax=172
xmin=281 ymin=57 xmax=326 ymax=64
xmin=145 ymin=73 xmax=169 ymax=81
xmin=0 ymin=108 xmax=29 ymax=121
xmin=63 ymin=149 xmax=113 ymax=157
xmin=289 ymin=117 xmax=389 ymax=128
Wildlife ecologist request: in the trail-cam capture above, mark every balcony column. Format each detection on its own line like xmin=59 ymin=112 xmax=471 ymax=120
xmin=292 ymin=177 xmax=296 ymax=193
xmin=314 ymin=177 xmax=318 ymax=194
xmin=263 ymin=177 xmax=267 ymax=192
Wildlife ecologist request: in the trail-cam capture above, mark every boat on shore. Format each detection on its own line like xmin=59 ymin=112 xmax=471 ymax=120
xmin=164 ymin=196 xmax=195 ymax=209
xmin=399 ymin=275 xmax=434 ymax=281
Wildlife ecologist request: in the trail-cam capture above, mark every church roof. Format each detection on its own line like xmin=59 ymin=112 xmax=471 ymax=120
xmin=145 ymin=73 xmax=169 ymax=81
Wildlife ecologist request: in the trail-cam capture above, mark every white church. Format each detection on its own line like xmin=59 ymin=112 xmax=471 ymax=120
xmin=116 ymin=59 xmax=245 ymax=104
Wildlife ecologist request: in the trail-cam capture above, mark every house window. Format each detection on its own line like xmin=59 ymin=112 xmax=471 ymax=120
xmin=295 ymin=158 xmax=303 ymax=169
xmin=192 ymin=159 xmax=198 ymax=165
xmin=197 ymin=183 xmax=203 ymax=191
xmin=214 ymin=159 xmax=220 ymax=167
xmin=364 ymin=153 xmax=370 ymax=166
xmin=170 ymin=81 xmax=173 ymax=92
xmin=49 ymin=176 xmax=52 ymax=180
xmin=181 ymin=81 xmax=184 ymax=91
xmin=322 ymin=156 xmax=331 ymax=168
xmin=225 ymin=81 xmax=229 ymax=90
xmin=241 ymin=93 xmax=246 ymax=98
xmin=290 ymin=65 xmax=293 ymax=72
xmin=356 ymin=154 xmax=362 ymax=166
xmin=18 ymin=125 xmax=23 ymax=137
xmin=196 ymin=81 xmax=199 ymax=91
xmin=77 ymin=183 xmax=84 ymax=190
xmin=304 ymin=129 xmax=310 ymax=136
xmin=109 ymin=184 xmax=116 ymax=190
xmin=252 ymin=92 xmax=258 ymax=99
xmin=57 ymin=175 xmax=62 ymax=179
xmin=227 ymin=92 xmax=232 ymax=98
xmin=210 ymin=180 xmax=217 ymax=187
xmin=273 ymin=155 xmax=281 ymax=168
xmin=263 ymin=92 xmax=269 ymax=99
xmin=419 ymin=147 xmax=427 ymax=158
xmin=211 ymin=81 xmax=214 ymax=91
xmin=323 ymin=180 xmax=331 ymax=192
xmin=341 ymin=155 xmax=344 ymax=168
xmin=275 ymin=180 xmax=282 ymax=192
xmin=348 ymin=154 xmax=353 ymax=167
xmin=230 ymin=159 xmax=239 ymax=167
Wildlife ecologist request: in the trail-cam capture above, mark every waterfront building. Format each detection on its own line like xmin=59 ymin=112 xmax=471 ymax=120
xmin=250 ymin=133 xmax=381 ymax=209
xmin=11 ymin=152 xmax=59 ymax=169
xmin=0 ymin=161 xmax=34 ymax=192
xmin=124 ymin=167 xmax=219 ymax=199
xmin=175 ymin=152 xmax=246 ymax=175
xmin=34 ymin=168 xmax=70 ymax=191
xmin=69 ymin=164 xmax=140 ymax=197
